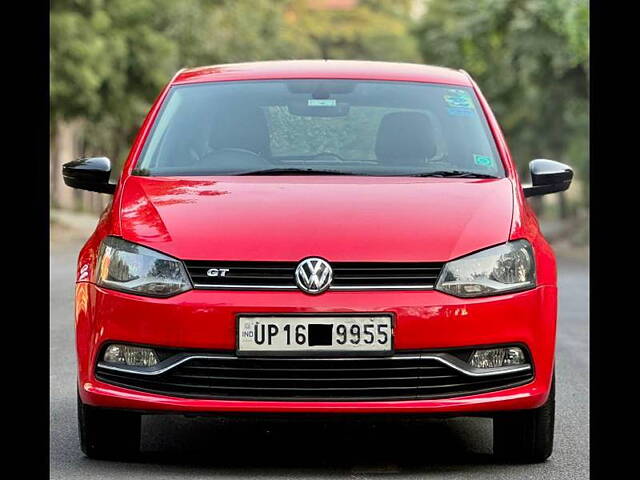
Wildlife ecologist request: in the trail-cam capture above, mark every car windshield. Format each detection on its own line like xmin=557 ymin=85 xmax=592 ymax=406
xmin=135 ymin=79 xmax=504 ymax=177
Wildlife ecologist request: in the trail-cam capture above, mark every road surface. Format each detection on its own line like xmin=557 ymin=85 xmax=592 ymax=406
xmin=50 ymin=240 xmax=588 ymax=479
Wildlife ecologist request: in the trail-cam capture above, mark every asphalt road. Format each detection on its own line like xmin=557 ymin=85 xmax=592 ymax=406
xmin=50 ymin=240 xmax=589 ymax=479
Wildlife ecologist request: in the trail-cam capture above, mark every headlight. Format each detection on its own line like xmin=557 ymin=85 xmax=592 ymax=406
xmin=435 ymin=240 xmax=535 ymax=298
xmin=95 ymin=236 xmax=191 ymax=297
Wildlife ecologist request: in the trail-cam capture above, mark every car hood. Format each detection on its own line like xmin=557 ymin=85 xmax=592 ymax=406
xmin=119 ymin=176 xmax=514 ymax=262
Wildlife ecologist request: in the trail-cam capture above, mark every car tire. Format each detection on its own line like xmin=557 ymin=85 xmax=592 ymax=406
xmin=493 ymin=373 xmax=555 ymax=463
xmin=77 ymin=392 xmax=141 ymax=460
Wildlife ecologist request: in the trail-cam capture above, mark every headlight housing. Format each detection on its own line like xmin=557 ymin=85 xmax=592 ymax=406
xmin=435 ymin=240 xmax=535 ymax=298
xmin=95 ymin=236 xmax=191 ymax=297
xmin=103 ymin=344 xmax=159 ymax=367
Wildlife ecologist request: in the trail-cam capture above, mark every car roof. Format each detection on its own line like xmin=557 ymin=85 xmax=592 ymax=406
xmin=173 ymin=60 xmax=472 ymax=87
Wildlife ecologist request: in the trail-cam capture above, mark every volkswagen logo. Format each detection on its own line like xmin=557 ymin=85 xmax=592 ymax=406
xmin=295 ymin=257 xmax=333 ymax=294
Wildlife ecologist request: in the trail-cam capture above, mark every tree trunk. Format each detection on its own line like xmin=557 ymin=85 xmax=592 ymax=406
xmin=558 ymin=192 xmax=569 ymax=220
xmin=528 ymin=195 xmax=544 ymax=217
xmin=51 ymin=118 xmax=83 ymax=211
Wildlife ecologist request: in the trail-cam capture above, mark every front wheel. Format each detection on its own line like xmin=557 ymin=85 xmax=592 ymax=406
xmin=77 ymin=392 xmax=141 ymax=460
xmin=493 ymin=374 xmax=555 ymax=463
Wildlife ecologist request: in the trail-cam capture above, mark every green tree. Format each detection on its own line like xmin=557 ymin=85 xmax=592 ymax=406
xmin=51 ymin=0 xmax=116 ymax=123
xmin=282 ymin=0 xmax=420 ymax=61
xmin=51 ymin=0 xmax=181 ymax=172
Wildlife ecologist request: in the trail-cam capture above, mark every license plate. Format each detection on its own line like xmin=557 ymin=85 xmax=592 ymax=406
xmin=237 ymin=315 xmax=393 ymax=355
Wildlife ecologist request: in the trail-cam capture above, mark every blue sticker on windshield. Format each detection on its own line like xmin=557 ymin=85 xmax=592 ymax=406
xmin=473 ymin=154 xmax=495 ymax=168
xmin=444 ymin=89 xmax=475 ymax=117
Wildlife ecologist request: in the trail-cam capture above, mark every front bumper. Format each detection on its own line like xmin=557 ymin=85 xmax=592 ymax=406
xmin=76 ymin=283 xmax=556 ymax=414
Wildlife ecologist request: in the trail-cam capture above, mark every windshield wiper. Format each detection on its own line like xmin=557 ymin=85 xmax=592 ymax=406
xmin=411 ymin=170 xmax=499 ymax=179
xmin=235 ymin=168 xmax=359 ymax=176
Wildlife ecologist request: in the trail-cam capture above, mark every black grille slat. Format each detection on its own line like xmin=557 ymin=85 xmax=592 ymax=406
xmin=184 ymin=260 xmax=444 ymax=290
xmin=177 ymin=369 xmax=425 ymax=380
xmin=170 ymin=374 xmax=421 ymax=383
xmin=331 ymin=276 xmax=440 ymax=280
xmin=187 ymin=266 xmax=293 ymax=271
xmin=179 ymin=365 xmax=437 ymax=372
xmin=417 ymin=373 xmax=534 ymax=397
xmin=96 ymin=353 xmax=533 ymax=401
xmin=335 ymin=267 xmax=442 ymax=271
xmin=190 ymin=276 xmax=293 ymax=280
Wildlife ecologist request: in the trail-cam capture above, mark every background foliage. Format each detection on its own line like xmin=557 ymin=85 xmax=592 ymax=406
xmin=51 ymin=0 xmax=588 ymax=218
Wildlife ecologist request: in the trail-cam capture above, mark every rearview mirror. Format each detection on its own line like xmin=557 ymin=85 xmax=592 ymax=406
xmin=523 ymin=159 xmax=573 ymax=198
xmin=62 ymin=157 xmax=116 ymax=194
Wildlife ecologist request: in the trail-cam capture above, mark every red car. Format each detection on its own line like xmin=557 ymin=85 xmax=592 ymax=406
xmin=64 ymin=60 xmax=572 ymax=462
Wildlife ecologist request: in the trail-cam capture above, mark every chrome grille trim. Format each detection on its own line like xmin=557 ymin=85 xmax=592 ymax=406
xmin=97 ymin=352 xmax=531 ymax=378
xmin=185 ymin=260 xmax=445 ymax=291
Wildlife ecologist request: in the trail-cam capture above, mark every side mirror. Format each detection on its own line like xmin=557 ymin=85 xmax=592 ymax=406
xmin=523 ymin=159 xmax=573 ymax=198
xmin=62 ymin=157 xmax=116 ymax=194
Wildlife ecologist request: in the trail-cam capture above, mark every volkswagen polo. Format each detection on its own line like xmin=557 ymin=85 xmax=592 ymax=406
xmin=63 ymin=60 xmax=573 ymax=462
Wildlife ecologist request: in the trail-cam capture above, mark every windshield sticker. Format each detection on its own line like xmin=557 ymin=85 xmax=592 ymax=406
xmin=444 ymin=89 xmax=475 ymax=117
xmin=308 ymin=99 xmax=336 ymax=107
xmin=473 ymin=154 xmax=496 ymax=168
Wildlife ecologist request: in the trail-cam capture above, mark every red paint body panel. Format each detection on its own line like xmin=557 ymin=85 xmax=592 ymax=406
xmin=75 ymin=61 xmax=558 ymax=415
xmin=83 ymin=382 xmax=548 ymax=414
xmin=118 ymin=176 xmax=514 ymax=262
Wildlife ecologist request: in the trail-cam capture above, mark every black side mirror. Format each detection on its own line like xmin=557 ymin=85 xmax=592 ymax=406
xmin=523 ymin=159 xmax=573 ymax=198
xmin=62 ymin=157 xmax=116 ymax=194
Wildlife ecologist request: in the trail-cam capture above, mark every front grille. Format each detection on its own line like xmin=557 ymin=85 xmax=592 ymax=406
xmin=184 ymin=261 xmax=445 ymax=291
xmin=96 ymin=353 xmax=533 ymax=401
